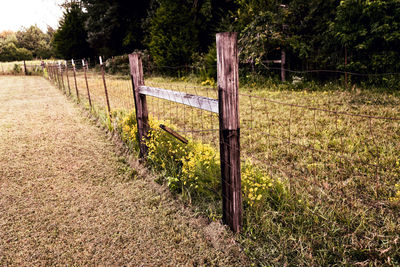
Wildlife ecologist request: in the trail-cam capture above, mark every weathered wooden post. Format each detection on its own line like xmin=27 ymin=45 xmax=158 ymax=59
xmin=100 ymin=56 xmax=111 ymax=116
xmin=23 ymin=60 xmax=27 ymax=75
xmin=83 ymin=59 xmax=92 ymax=108
xmin=129 ymin=53 xmax=150 ymax=160
xmin=216 ymin=32 xmax=242 ymax=233
xmin=72 ymin=59 xmax=79 ymax=102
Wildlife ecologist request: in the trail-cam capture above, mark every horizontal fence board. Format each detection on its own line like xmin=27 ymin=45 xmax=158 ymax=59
xmin=139 ymin=86 xmax=219 ymax=114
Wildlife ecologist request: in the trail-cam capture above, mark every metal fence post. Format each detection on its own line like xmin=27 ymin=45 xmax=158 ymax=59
xmin=72 ymin=59 xmax=79 ymax=102
xmin=59 ymin=61 xmax=66 ymax=93
xmin=65 ymin=60 xmax=71 ymax=95
xmin=83 ymin=59 xmax=92 ymax=108
xmin=129 ymin=53 xmax=150 ymax=160
xmin=100 ymin=56 xmax=111 ymax=116
xmin=216 ymin=32 xmax=242 ymax=233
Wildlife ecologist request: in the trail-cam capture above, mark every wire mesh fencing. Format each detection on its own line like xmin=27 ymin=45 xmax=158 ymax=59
xmin=239 ymin=89 xmax=400 ymax=210
xmin=42 ymin=40 xmax=400 ymax=235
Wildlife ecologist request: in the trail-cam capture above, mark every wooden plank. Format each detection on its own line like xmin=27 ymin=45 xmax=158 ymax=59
xmin=139 ymin=86 xmax=219 ymax=114
xmin=129 ymin=53 xmax=150 ymax=160
xmin=216 ymin=32 xmax=242 ymax=233
xmin=159 ymin=124 xmax=188 ymax=144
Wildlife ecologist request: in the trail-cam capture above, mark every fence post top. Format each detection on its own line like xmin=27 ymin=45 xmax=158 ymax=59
xmin=216 ymin=32 xmax=238 ymax=38
xmin=129 ymin=52 xmax=141 ymax=59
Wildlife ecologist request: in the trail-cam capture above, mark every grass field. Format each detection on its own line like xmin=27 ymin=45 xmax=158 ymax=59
xmin=0 ymin=60 xmax=54 ymax=74
xmin=50 ymin=65 xmax=400 ymax=265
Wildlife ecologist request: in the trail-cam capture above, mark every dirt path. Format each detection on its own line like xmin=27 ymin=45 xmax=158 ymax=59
xmin=0 ymin=76 xmax=245 ymax=266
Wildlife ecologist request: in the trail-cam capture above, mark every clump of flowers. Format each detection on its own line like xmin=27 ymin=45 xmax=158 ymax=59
xmin=201 ymin=78 xmax=215 ymax=87
xmin=180 ymin=142 xmax=220 ymax=198
xmin=118 ymin=111 xmax=139 ymax=151
xmin=117 ymin=111 xmax=288 ymax=209
xmin=242 ymin=162 xmax=287 ymax=210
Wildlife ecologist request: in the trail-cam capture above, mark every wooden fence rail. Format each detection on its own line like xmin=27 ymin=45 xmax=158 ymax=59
xmin=129 ymin=32 xmax=242 ymax=232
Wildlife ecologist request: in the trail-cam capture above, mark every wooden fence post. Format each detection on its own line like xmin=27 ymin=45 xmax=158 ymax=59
xmin=129 ymin=53 xmax=150 ymax=160
xmin=216 ymin=32 xmax=242 ymax=233
xmin=23 ymin=60 xmax=27 ymax=75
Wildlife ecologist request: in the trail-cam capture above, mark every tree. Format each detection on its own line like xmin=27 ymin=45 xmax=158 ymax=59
xmin=234 ymin=0 xmax=340 ymax=71
xmin=16 ymin=25 xmax=53 ymax=58
xmin=0 ymin=31 xmax=33 ymax=61
xmin=148 ymin=0 xmax=199 ymax=70
xmin=81 ymin=0 xmax=150 ymax=57
xmin=332 ymin=0 xmax=400 ymax=73
xmin=52 ymin=2 xmax=92 ymax=59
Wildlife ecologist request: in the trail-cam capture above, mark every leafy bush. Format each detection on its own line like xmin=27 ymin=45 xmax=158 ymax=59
xmin=106 ymin=55 xmax=129 ymax=75
xmin=12 ymin=64 xmax=22 ymax=74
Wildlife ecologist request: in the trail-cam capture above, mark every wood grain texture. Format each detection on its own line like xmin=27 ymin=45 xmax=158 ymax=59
xmin=139 ymin=86 xmax=219 ymax=114
xmin=216 ymin=32 xmax=242 ymax=233
xmin=129 ymin=53 xmax=150 ymax=159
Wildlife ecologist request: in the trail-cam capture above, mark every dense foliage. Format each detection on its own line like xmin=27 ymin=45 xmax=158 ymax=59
xmin=52 ymin=2 xmax=92 ymax=59
xmin=0 ymin=26 xmax=53 ymax=61
xmin=3 ymin=0 xmax=400 ymax=76
xmin=80 ymin=0 xmax=150 ymax=58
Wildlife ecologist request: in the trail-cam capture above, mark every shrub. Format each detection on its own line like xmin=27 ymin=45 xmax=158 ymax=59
xmin=12 ymin=64 xmax=22 ymax=74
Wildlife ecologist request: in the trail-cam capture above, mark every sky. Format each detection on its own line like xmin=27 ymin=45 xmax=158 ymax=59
xmin=0 ymin=0 xmax=64 ymax=32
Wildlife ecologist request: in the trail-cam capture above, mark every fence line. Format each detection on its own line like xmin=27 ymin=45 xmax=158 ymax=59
xmin=39 ymin=33 xmax=399 ymax=237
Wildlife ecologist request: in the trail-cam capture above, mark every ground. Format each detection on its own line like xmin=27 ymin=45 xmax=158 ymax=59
xmin=0 ymin=76 xmax=246 ymax=266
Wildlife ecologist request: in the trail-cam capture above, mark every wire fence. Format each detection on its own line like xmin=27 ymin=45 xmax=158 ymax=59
xmin=239 ymin=91 xmax=400 ymax=207
xmin=41 ymin=53 xmax=400 ymax=234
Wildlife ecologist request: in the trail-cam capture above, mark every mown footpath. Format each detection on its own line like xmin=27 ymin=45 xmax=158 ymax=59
xmin=0 ymin=76 xmax=247 ymax=266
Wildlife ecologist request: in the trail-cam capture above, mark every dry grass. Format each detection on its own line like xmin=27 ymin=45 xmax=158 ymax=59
xmin=0 ymin=76 xmax=247 ymax=266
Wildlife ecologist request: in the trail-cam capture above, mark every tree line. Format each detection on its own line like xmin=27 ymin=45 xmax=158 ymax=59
xmin=0 ymin=26 xmax=54 ymax=61
xmin=2 ymin=0 xmax=400 ymax=76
